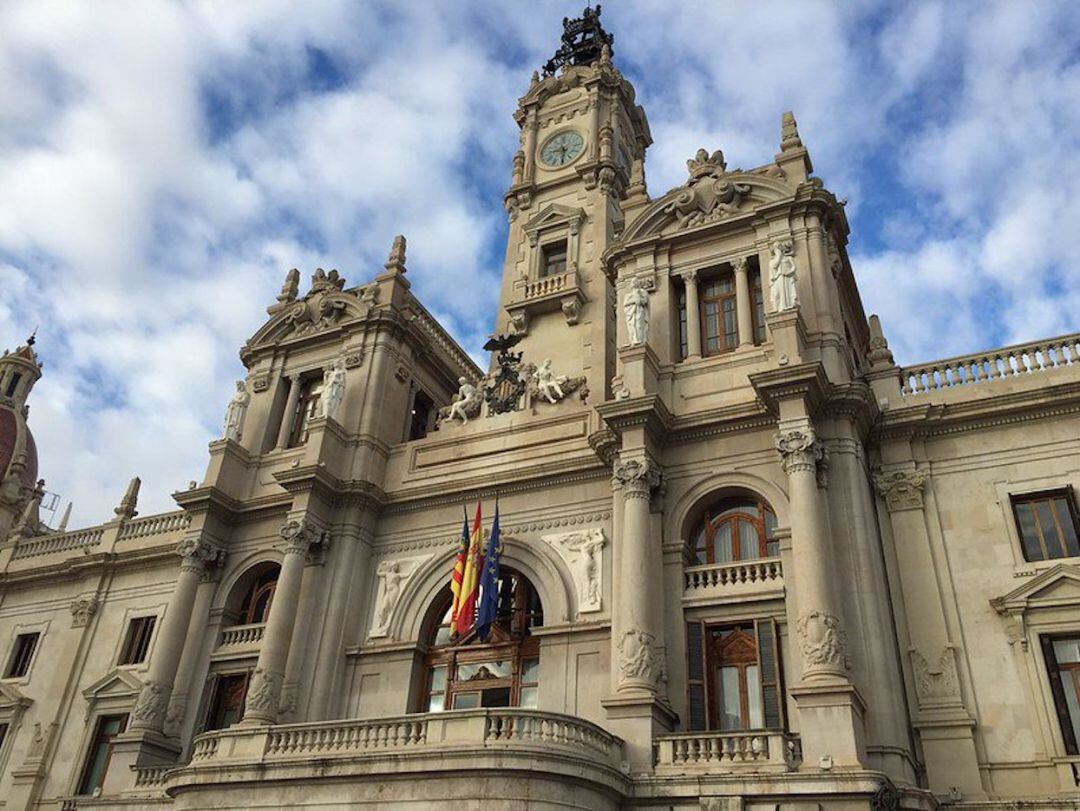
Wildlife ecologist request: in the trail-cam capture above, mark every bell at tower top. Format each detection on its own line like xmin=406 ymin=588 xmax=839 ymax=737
xmin=542 ymin=5 xmax=614 ymax=77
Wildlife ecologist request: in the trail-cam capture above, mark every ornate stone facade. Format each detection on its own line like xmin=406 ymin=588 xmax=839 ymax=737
xmin=1 ymin=8 xmax=1079 ymax=811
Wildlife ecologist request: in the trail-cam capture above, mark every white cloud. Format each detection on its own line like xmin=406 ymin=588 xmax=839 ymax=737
xmin=0 ymin=0 xmax=1077 ymax=526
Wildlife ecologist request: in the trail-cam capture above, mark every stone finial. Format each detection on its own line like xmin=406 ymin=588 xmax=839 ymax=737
xmin=868 ymin=314 xmax=896 ymax=368
xmin=780 ymin=111 xmax=803 ymax=151
xmin=57 ymin=501 xmax=72 ymax=532
xmin=114 ymin=476 xmax=141 ymax=520
xmin=277 ymin=268 xmax=300 ymax=304
xmin=385 ymin=234 xmax=407 ymax=274
xmin=600 ymin=42 xmax=612 ymax=66
xmin=530 ymin=70 xmax=540 ymax=86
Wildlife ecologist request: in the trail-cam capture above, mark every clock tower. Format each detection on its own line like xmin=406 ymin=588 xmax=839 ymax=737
xmin=496 ymin=6 xmax=651 ymax=402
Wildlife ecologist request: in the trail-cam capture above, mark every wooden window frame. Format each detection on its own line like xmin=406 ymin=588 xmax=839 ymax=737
xmin=695 ymin=497 xmax=778 ymax=565
xmin=1011 ymin=488 xmax=1080 ymax=563
xmin=76 ymin=713 xmax=128 ymax=796
xmin=700 ymin=273 xmax=739 ymax=356
xmin=1042 ymin=635 xmax=1080 ymax=755
xmin=117 ymin=616 xmax=156 ymax=666
xmin=288 ymin=376 xmax=324 ymax=447
xmin=239 ymin=571 xmax=278 ymax=626
xmin=204 ymin=670 xmax=251 ymax=732
xmin=539 ymin=241 xmax=568 ymax=278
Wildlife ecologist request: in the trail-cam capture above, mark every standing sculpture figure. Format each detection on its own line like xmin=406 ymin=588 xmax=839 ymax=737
xmin=376 ymin=560 xmax=404 ymax=629
xmin=534 ymin=359 xmax=565 ymax=404
xmin=769 ymin=240 xmax=799 ymax=312
xmin=223 ymin=380 xmax=250 ymax=442
xmin=623 ymin=278 xmax=650 ymax=345
xmin=321 ymin=358 xmax=347 ymax=422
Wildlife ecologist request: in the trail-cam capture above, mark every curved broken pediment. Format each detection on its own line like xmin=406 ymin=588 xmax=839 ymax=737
xmin=620 ymin=154 xmax=795 ymax=244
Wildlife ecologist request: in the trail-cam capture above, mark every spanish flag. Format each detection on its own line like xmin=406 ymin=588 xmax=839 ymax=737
xmin=449 ymin=506 xmax=469 ymax=631
xmin=454 ymin=502 xmax=484 ymax=636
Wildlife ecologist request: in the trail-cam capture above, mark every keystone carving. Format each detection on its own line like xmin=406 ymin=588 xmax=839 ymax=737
xmin=874 ymin=469 xmax=928 ymax=512
xmin=70 ymin=597 xmax=99 ymax=628
xmin=663 ymin=148 xmax=751 ymax=228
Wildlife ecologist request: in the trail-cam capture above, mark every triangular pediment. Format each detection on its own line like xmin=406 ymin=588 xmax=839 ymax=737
xmin=0 ymin=681 xmax=31 ymax=710
xmin=524 ymin=204 xmax=584 ymax=240
xmin=82 ymin=668 xmax=143 ymax=701
xmin=993 ymin=564 xmax=1080 ymax=613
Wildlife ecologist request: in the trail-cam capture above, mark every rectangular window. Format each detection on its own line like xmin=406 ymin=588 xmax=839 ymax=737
xmin=5 ymin=372 xmax=21 ymax=398
xmin=1042 ymin=635 xmax=1080 ymax=754
xmin=700 ymin=275 xmax=738 ymax=355
xmin=5 ymin=632 xmax=39 ymax=678
xmin=750 ymin=267 xmax=766 ymax=345
xmin=686 ymin=619 xmax=783 ymax=732
xmin=118 ymin=616 xmax=156 ymax=666
xmin=408 ymin=390 xmax=435 ymax=441
xmin=518 ymin=657 xmax=539 ymax=709
xmin=1012 ymin=489 xmax=1080 ymax=562
xmin=540 ymin=242 xmax=567 ymax=278
xmin=677 ymin=288 xmax=688 ymax=360
xmin=205 ymin=672 xmax=250 ymax=731
xmin=288 ymin=378 xmax=324 ymax=447
xmin=78 ymin=714 xmax=128 ymax=795
xmin=0 ymin=722 xmax=8 ymax=752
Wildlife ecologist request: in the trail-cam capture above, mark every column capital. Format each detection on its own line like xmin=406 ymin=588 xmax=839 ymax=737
xmin=874 ymin=468 xmax=929 ymax=512
xmin=279 ymin=518 xmax=327 ymax=557
xmin=677 ymin=268 xmax=699 ymax=285
xmin=613 ymin=457 xmax=662 ymax=500
xmin=175 ymin=537 xmax=225 ymax=575
xmin=732 ymin=255 xmax=749 ymax=274
xmin=776 ymin=427 xmax=826 ymax=476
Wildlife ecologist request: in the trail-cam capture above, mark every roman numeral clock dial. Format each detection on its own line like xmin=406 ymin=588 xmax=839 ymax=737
xmin=539 ymin=131 xmax=585 ymax=167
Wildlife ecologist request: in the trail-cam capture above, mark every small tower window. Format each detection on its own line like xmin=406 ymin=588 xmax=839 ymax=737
xmin=4 ymin=372 xmax=21 ymax=398
xmin=289 ymin=377 xmax=324 ymax=447
xmin=540 ymin=242 xmax=568 ymax=278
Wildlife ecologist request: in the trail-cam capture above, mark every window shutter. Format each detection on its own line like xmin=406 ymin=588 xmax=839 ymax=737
xmin=756 ymin=619 xmax=783 ymax=729
xmin=686 ymin=621 xmax=707 ymax=731
xmin=1041 ymin=635 xmax=1079 ymax=755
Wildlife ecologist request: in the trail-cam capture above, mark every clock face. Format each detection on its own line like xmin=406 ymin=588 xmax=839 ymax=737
xmin=540 ymin=131 xmax=585 ymax=167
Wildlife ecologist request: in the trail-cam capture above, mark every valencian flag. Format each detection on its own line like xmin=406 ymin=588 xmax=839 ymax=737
xmin=448 ymin=506 xmax=469 ymax=632
xmin=476 ymin=502 xmax=503 ymax=642
xmin=454 ymin=502 xmax=484 ymax=636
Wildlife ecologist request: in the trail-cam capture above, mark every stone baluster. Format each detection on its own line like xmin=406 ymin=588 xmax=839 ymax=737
xmin=275 ymin=374 xmax=303 ymax=450
xmin=733 ymin=257 xmax=754 ymax=347
xmin=130 ymin=538 xmax=224 ymax=733
xmin=776 ymin=424 xmax=848 ymax=683
xmin=681 ymin=270 xmax=702 ymax=360
xmin=611 ymin=457 xmax=665 ymax=694
xmin=242 ymin=518 xmax=316 ymax=725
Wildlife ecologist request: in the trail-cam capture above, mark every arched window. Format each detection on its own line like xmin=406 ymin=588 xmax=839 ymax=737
xmin=421 ymin=568 xmax=543 ymax=712
xmin=691 ymin=496 xmax=777 ymax=565
xmin=237 ymin=566 xmax=279 ymax=625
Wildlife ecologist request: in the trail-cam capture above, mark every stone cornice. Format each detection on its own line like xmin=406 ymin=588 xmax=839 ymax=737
xmin=595 ymin=394 xmax=673 ymax=444
xmin=749 ymin=361 xmax=832 ymax=416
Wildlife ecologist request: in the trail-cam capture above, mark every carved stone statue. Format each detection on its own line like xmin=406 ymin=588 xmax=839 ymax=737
xmin=534 ymin=359 xmax=566 ymax=404
xmin=543 ymin=528 xmax=606 ymax=613
xmin=623 ymin=278 xmax=650 ymax=345
xmin=320 ymin=358 xmax=347 ymax=422
xmin=369 ymin=553 xmax=432 ymax=639
xmin=769 ymin=239 xmax=799 ymax=312
xmin=441 ymin=377 xmax=483 ymax=425
xmin=375 ymin=560 xmax=404 ymax=629
xmin=223 ymin=380 xmax=249 ymax=442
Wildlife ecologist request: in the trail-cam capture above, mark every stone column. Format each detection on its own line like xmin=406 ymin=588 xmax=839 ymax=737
xmin=130 ymin=538 xmax=224 ymax=733
xmin=611 ymin=458 xmax=664 ymax=695
xmin=681 ymin=270 xmax=702 ymax=360
xmin=275 ymin=374 xmax=302 ymax=450
xmin=163 ymin=575 xmax=218 ymax=737
xmin=733 ymin=257 xmax=754 ymax=347
xmin=522 ymin=109 xmax=539 ymax=184
xmin=242 ymin=518 xmax=316 ymax=725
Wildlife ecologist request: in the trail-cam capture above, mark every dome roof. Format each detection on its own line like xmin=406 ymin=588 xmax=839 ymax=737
xmin=0 ymin=403 xmax=38 ymax=491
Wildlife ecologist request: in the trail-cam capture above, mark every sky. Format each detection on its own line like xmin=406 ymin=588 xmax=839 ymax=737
xmin=1 ymin=0 xmax=1078 ymax=526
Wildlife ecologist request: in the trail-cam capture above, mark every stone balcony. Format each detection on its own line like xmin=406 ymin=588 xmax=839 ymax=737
xmin=506 ymin=268 xmax=587 ymax=331
xmin=160 ymin=710 xmax=630 ymax=809
xmin=214 ymin=622 xmax=265 ymax=656
xmin=653 ymin=730 xmax=801 ymax=775
xmin=682 ymin=558 xmax=785 ymax=606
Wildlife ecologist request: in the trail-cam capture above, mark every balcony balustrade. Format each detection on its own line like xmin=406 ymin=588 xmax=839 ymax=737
xmin=217 ymin=622 xmax=266 ymax=651
xmin=507 ymin=269 xmax=586 ymax=331
xmin=654 ymin=730 xmax=800 ymax=774
xmin=683 ymin=558 xmax=784 ymax=605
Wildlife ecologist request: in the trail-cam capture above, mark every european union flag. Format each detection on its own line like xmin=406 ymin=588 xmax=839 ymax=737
xmin=476 ymin=503 xmax=502 ymax=642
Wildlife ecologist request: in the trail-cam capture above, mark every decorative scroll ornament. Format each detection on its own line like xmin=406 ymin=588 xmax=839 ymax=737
xmin=618 ymin=629 xmax=666 ymax=690
xmin=543 ymin=528 xmax=606 ymax=614
xmin=664 ymin=148 xmax=751 ymax=229
xmin=245 ymin=667 xmax=283 ymax=714
xmin=70 ymin=597 xmax=99 ymax=628
xmin=874 ymin=469 xmax=928 ymax=512
xmin=483 ymin=333 xmax=528 ymax=415
xmin=776 ymin=428 xmax=826 ymax=476
xmin=613 ymin=458 xmax=662 ymax=499
xmin=796 ymin=610 xmax=850 ymax=671
xmin=909 ymin=647 xmax=960 ymax=704
xmin=131 ymin=679 xmax=168 ymax=727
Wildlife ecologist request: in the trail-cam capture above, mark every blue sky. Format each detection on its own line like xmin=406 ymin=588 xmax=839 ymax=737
xmin=1 ymin=0 xmax=1078 ymax=524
